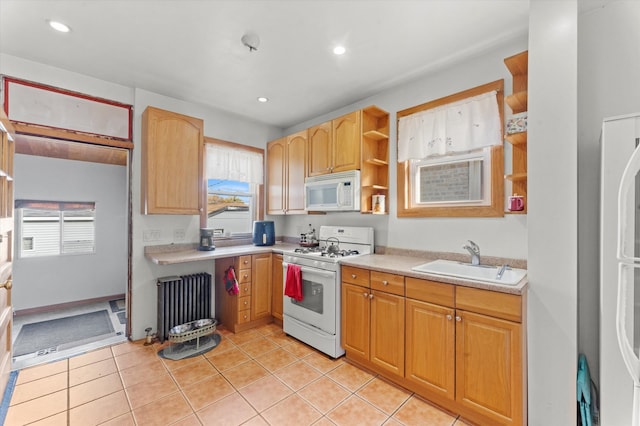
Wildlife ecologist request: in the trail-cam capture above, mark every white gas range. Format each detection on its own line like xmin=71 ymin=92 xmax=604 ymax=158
xmin=282 ymin=226 xmax=374 ymax=358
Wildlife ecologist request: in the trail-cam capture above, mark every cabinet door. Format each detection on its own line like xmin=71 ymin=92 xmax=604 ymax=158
xmin=271 ymin=254 xmax=283 ymax=321
xmin=308 ymin=121 xmax=332 ymax=176
xmin=332 ymin=111 xmax=361 ymax=173
xmin=341 ymin=282 xmax=370 ymax=361
xmin=405 ymin=299 xmax=455 ymax=400
xmin=286 ymin=131 xmax=307 ymax=214
xmin=266 ymin=138 xmax=286 ymax=214
xmin=251 ymin=253 xmax=272 ymax=320
xmin=456 ymin=310 xmax=523 ymax=425
xmin=142 ymin=106 xmax=203 ymax=214
xmin=370 ymin=290 xmax=404 ymax=377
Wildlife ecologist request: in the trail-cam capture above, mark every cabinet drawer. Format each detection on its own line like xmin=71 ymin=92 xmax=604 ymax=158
xmin=238 ymin=255 xmax=252 ymax=269
xmin=237 ymin=309 xmax=251 ymax=324
xmin=342 ymin=266 xmax=370 ymax=287
xmin=456 ymin=286 xmax=522 ymax=322
xmin=238 ymin=269 xmax=251 ymax=284
xmin=239 ymin=283 xmax=251 ymax=296
xmin=406 ymin=277 xmax=455 ymax=307
xmin=237 ymin=296 xmax=251 ymax=313
xmin=370 ymin=271 xmax=404 ymax=296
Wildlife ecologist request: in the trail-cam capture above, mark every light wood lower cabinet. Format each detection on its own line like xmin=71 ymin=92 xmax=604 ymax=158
xmin=456 ymin=310 xmax=523 ymax=425
xmin=405 ymin=298 xmax=455 ymax=401
xmin=271 ymin=254 xmax=283 ymax=323
xmin=342 ymin=267 xmax=405 ymax=378
xmin=342 ymin=267 xmax=526 ymax=426
xmin=215 ymin=254 xmax=273 ymax=333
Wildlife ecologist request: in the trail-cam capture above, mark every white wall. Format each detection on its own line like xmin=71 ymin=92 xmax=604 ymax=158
xmin=280 ymin=36 xmax=529 ymax=260
xmin=12 ymin=154 xmax=128 ymax=310
xmin=578 ymin=1 xmax=640 ymax=422
xmin=528 ymin=1 xmax=578 ymax=424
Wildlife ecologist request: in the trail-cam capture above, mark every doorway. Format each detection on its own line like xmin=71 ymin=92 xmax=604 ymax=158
xmin=10 ymin=136 xmax=130 ymax=370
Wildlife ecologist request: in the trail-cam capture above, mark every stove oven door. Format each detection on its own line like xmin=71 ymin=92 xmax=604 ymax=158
xmin=282 ymin=262 xmax=337 ymax=334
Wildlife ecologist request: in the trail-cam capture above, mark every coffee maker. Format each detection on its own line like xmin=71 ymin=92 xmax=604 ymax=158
xmin=198 ymin=228 xmax=215 ymax=251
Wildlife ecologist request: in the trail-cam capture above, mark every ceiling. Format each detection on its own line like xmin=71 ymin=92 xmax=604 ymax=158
xmin=0 ymin=1 xmax=613 ymax=130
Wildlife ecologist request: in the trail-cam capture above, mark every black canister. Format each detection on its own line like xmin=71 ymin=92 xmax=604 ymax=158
xmin=252 ymin=221 xmax=275 ymax=246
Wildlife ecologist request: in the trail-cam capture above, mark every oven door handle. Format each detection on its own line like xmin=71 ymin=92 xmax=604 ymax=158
xmin=283 ymin=262 xmax=336 ymax=279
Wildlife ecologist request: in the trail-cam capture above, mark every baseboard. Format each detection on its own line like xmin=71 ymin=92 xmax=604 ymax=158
xmin=14 ymin=294 xmax=126 ymax=317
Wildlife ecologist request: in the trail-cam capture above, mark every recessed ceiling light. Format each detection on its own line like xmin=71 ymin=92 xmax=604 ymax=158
xmin=333 ymin=46 xmax=346 ymax=55
xmin=48 ymin=20 xmax=71 ymax=33
xmin=257 ymin=97 xmax=269 ymax=103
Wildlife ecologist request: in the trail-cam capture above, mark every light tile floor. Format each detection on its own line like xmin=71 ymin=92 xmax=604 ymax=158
xmin=5 ymin=323 xmax=472 ymax=425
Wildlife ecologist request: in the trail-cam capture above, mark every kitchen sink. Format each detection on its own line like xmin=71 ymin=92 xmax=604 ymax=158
xmin=411 ymin=259 xmax=527 ymax=286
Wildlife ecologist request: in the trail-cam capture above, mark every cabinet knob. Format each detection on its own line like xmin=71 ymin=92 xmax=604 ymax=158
xmin=446 ymin=314 xmax=452 ymax=321
xmin=351 ymin=274 xmax=356 ymax=279
xmin=243 ymin=314 xmax=248 ymax=319
xmin=244 ymin=260 xmax=249 ymax=265
xmin=369 ymin=293 xmax=374 ymax=299
xmin=363 ymin=292 xmax=368 ymax=297
xmin=455 ymin=315 xmax=462 ymax=322
xmin=244 ymin=301 xmax=248 ymax=306
xmin=244 ymin=274 xmax=249 ymax=279
xmin=382 ymin=280 xmax=388 ymax=286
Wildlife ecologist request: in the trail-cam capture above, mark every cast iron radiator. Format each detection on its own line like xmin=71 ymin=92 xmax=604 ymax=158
xmin=157 ymin=273 xmax=212 ymax=342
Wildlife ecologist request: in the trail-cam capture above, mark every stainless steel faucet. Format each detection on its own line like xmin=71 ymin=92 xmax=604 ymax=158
xmin=463 ymin=240 xmax=481 ymax=265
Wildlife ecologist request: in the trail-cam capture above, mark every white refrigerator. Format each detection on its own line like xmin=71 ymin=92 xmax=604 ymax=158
xmin=601 ymin=113 xmax=640 ymax=425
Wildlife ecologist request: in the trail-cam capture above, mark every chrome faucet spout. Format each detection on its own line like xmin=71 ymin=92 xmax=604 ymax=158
xmin=462 ymin=240 xmax=481 ymax=265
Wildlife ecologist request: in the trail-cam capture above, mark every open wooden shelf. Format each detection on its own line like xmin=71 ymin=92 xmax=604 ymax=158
xmin=363 ymin=130 xmax=389 ymax=140
xmin=505 ymin=91 xmax=528 ymax=114
xmin=505 ymin=131 xmax=527 ymax=146
xmin=364 ymin=158 xmax=388 ymax=166
xmin=505 ymin=173 xmax=527 ymax=182
xmin=363 ymin=184 xmax=389 ymax=190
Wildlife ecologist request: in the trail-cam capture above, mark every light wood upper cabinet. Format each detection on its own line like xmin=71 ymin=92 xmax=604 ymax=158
xmin=332 ymin=110 xmax=361 ymax=173
xmin=308 ymin=121 xmax=332 ymax=177
xmin=286 ymin=131 xmax=307 ymax=213
xmin=266 ymin=138 xmax=286 ymax=214
xmin=141 ymin=106 xmax=204 ymax=215
xmin=308 ymin=111 xmax=361 ymax=176
xmin=266 ymin=131 xmax=307 ymax=215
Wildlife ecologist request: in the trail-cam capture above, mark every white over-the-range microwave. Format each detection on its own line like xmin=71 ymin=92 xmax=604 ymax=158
xmin=304 ymin=170 xmax=360 ymax=211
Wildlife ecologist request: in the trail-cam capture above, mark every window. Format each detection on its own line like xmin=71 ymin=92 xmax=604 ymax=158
xmin=16 ymin=200 xmax=96 ymax=257
xmin=202 ymin=138 xmax=264 ymax=237
xmin=397 ymin=80 xmax=505 ymax=217
xmin=410 ymin=148 xmax=492 ymax=207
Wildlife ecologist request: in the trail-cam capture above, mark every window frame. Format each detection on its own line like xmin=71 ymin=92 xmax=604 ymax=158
xmin=16 ymin=200 xmax=96 ymax=258
xmin=396 ymin=80 xmax=505 ymax=218
xmin=201 ymin=137 xmax=264 ymax=236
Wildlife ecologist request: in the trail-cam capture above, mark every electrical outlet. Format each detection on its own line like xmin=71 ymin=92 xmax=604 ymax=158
xmin=174 ymin=228 xmax=186 ymax=241
xmin=143 ymin=229 xmax=161 ymax=242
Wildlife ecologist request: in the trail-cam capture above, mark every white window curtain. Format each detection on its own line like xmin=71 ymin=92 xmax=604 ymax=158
xmin=205 ymin=143 xmax=263 ymax=184
xmin=398 ymin=90 xmax=501 ymax=162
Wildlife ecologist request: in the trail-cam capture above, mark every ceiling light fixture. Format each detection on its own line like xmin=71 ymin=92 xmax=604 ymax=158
xmin=257 ymin=97 xmax=269 ymax=103
xmin=48 ymin=20 xmax=70 ymax=33
xmin=333 ymin=46 xmax=346 ymax=55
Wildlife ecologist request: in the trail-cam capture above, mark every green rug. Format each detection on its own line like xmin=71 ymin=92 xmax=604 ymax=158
xmin=13 ymin=310 xmax=115 ymax=357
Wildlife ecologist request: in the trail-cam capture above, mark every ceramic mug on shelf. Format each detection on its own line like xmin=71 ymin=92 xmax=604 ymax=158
xmin=508 ymin=194 xmax=525 ymax=211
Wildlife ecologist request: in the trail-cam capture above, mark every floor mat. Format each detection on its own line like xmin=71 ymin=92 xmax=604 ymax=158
xmin=13 ymin=310 xmax=115 ymax=357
